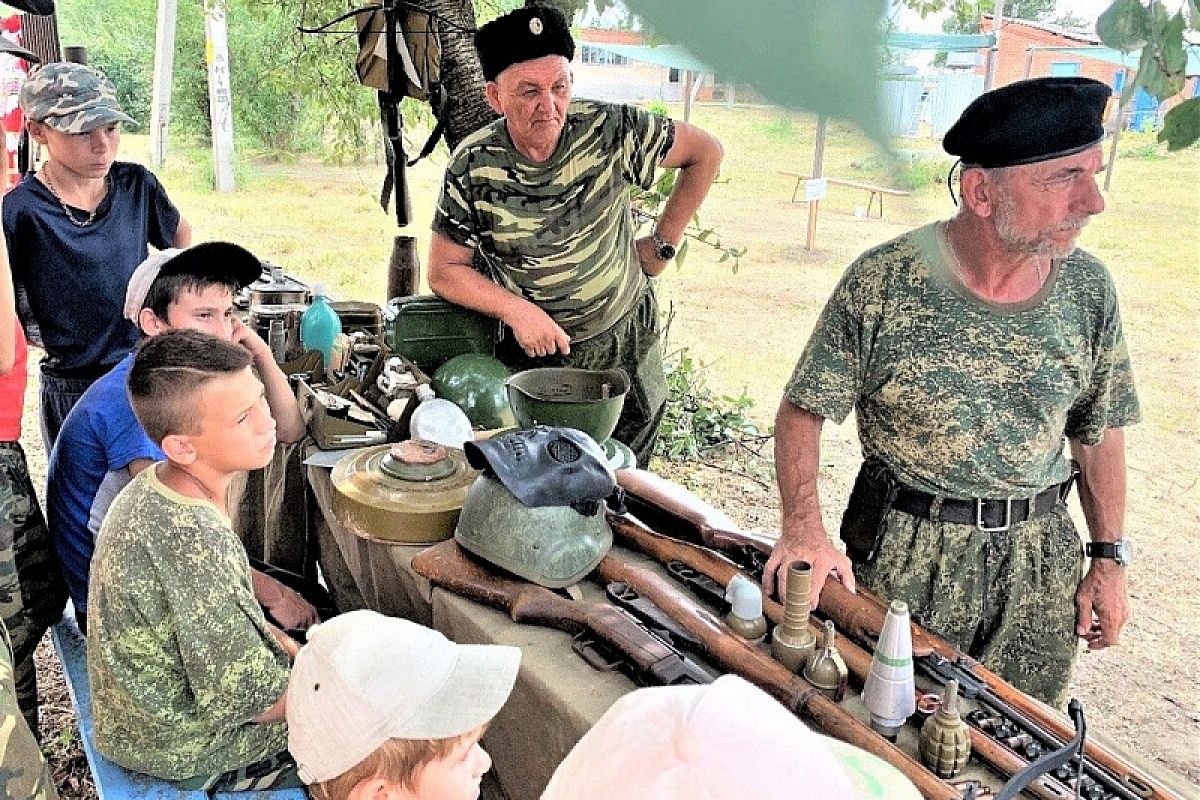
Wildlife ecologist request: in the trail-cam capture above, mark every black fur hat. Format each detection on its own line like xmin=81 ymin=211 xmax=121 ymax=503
xmin=944 ymin=77 xmax=1110 ymax=168
xmin=476 ymin=5 xmax=575 ymax=82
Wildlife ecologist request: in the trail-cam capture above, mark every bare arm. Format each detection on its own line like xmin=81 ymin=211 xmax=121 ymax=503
xmin=172 ymin=216 xmax=193 ymax=248
xmin=251 ymin=568 xmax=318 ymax=631
xmin=230 ymin=317 xmax=306 ymax=442
xmin=0 ymin=221 xmax=16 ymax=375
xmin=427 ymin=233 xmax=571 ymax=358
xmin=763 ymin=400 xmax=855 ymax=607
xmin=252 ymin=622 xmax=296 ymax=723
xmin=1070 ymin=428 xmax=1130 ymax=650
xmin=635 ymin=120 xmax=724 ymax=277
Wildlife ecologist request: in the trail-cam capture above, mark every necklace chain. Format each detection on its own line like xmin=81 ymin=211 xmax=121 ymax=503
xmin=43 ymin=164 xmax=106 ymax=228
xmin=941 ymin=221 xmax=1047 ymax=288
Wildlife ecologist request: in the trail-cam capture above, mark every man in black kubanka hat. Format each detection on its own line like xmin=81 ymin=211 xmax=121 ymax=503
xmin=764 ymin=77 xmax=1140 ymax=708
xmin=426 ymin=5 xmax=723 ymax=467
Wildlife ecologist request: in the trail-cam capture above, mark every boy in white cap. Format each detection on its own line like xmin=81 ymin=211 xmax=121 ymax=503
xmin=287 ymin=609 xmax=521 ymax=800
xmin=541 ymin=673 xmax=922 ymax=800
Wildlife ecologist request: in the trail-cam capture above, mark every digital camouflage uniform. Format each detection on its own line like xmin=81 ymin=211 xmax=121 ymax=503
xmin=0 ymin=441 xmax=68 ymax=735
xmin=0 ymin=620 xmax=59 ymax=800
xmin=87 ymin=467 xmax=295 ymax=787
xmin=785 ymin=222 xmax=1140 ymax=705
xmin=433 ymin=99 xmax=675 ymax=465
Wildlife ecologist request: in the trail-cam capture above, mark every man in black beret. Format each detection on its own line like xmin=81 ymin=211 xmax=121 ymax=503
xmin=427 ymin=4 xmax=723 ymax=467
xmin=764 ymin=77 xmax=1140 ymax=706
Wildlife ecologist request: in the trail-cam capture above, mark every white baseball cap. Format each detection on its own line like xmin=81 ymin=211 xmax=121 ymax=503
xmin=123 ymin=241 xmax=261 ymax=324
xmin=286 ymin=609 xmax=522 ymax=785
xmin=540 ymin=674 xmax=922 ymax=800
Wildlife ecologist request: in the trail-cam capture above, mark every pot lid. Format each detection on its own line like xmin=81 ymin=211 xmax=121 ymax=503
xmin=247 ymin=263 xmax=309 ymax=294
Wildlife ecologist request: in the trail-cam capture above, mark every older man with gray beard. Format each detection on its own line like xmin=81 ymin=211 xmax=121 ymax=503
xmin=764 ymin=77 xmax=1140 ymax=706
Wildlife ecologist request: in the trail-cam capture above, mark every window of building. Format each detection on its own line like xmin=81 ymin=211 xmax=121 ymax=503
xmin=580 ymin=45 xmax=629 ymax=65
xmin=668 ymin=67 xmax=681 ymax=83
xmin=1048 ymin=61 xmax=1081 ymax=77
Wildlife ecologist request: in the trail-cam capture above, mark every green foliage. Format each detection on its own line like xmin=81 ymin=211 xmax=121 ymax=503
xmin=1118 ymin=128 xmax=1167 ymax=160
xmin=758 ymin=115 xmax=796 ymax=139
xmin=629 ymin=168 xmax=747 ymax=271
xmin=904 ymin=0 xmax=1056 ymax=34
xmin=643 ymin=100 xmax=670 ymax=117
xmin=853 ymin=150 xmax=954 ymax=190
xmin=656 ymin=348 xmax=763 ymax=464
xmin=1098 ymin=0 xmax=1199 ymax=150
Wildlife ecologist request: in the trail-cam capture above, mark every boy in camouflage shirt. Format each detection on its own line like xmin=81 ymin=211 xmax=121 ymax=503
xmin=765 ymin=78 xmax=1139 ymax=706
xmin=87 ymin=331 xmax=301 ymax=791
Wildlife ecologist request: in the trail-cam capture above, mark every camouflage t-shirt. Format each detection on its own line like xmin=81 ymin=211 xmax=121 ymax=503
xmin=87 ymin=466 xmax=290 ymax=781
xmin=785 ymin=222 xmax=1140 ymax=498
xmin=432 ymin=99 xmax=675 ymax=341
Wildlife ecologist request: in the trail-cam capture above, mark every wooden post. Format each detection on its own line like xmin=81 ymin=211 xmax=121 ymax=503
xmin=150 ymin=0 xmax=178 ymax=167
xmin=1104 ymin=73 xmax=1131 ymax=192
xmin=204 ymin=0 xmax=235 ymax=192
xmin=682 ymin=70 xmax=693 ymax=122
xmin=806 ymin=115 xmax=827 ymax=252
xmin=387 ymin=235 xmax=421 ymax=300
xmin=985 ymin=0 xmax=1005 ymax=91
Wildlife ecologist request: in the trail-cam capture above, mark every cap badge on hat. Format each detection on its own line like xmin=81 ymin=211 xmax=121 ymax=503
xmin=530 ymin=17 xmax=543 ymax=35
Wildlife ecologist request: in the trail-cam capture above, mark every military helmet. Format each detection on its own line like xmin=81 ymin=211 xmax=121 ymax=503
xmin=431 ymin=353 xmax=517 ymax=431
xmin=454 ymin=474 xmax=612 ymax=588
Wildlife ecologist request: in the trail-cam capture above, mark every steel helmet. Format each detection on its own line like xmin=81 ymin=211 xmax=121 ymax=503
xmin=431 ymin=353 xmax=517 ymax=431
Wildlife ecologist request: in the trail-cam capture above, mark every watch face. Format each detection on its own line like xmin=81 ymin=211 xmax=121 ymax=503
xmin=658 ymin=242 xmax=676 ymax=260
xmin=1116 ymin=539 xmax=1132 ymax=565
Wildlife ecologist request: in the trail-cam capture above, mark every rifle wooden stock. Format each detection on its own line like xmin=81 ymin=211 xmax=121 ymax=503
xmin=411 ymin=542 xmax=703 ymax=684
xmin=597 ymin=555 xmax=960 ymax=800
xmin=618 ymin=468 xmax=777 ymax=555
xmin=616 ymin=477 xmax=1184 ymax=800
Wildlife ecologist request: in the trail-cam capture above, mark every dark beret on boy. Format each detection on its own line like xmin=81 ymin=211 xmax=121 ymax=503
xmin=476 ymin=5 xmax=575 ymax=82
xmin=943 ymin=77 xmax=1110 ymax=168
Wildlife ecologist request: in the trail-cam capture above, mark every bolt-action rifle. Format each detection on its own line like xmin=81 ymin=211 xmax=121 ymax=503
xmin=615 ymin=469 xmax=1185 ymax=800
xmin=411 ymin=540 xmax=710 ymax=687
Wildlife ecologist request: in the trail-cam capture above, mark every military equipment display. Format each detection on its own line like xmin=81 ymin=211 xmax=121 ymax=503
xmin=506 ymin=367 xmax=635 ymax=468
xmin=804 ymin=620 xmax=848 ymax=703
xmin=604 ymin=581 xmax=704 ymax=654
xmin=595 ymin=556 xmax=960 ymax=800
xmin=411 ymin=541 xmax=710 ymax=687
xmin=723 ymin=574 xmax=768 ymax=641
xmin=430 ymin=353 xmax=516 ymax=431
xmin=863 ymin=600 xmax=917 ymax=740
xmin=921 ymin=680 xmax=972 ymax=779
xmin=770 ymin=559 xmax=818 ymax=673
xmin=329 ymin=440 xmax=475 ymax=544
xmin=611 ymin=474 xmax=1186 ymax=800
xmin=454 ymin=473 xmax=613 ymax=589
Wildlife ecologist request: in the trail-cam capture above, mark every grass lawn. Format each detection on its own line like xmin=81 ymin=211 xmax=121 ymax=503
xmin=35 ymin=106 xmax=1200 ymax=786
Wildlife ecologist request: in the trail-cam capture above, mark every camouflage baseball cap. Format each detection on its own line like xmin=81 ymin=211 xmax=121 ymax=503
xmin=18 ymin=62 xmax=134 ymax=133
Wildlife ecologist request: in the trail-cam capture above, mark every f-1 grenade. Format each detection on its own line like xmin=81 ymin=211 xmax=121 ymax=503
xmin=919 ymin=679 xmax=971 ymax=778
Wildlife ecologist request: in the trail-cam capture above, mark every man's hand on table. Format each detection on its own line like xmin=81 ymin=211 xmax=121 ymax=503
xmin=762 ymin=521 xmax=856 ymax=609
xmin=503 ymin=299 xmax=572 ymax=358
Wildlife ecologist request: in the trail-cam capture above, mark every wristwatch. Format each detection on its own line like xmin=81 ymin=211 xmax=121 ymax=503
xmin=650 ymin=232 xmax=677 ymax=261
xmin=1084 ymin=538 xmax=1132 ymax=566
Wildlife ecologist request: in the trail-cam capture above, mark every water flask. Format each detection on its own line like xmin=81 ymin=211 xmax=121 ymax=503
xmin=409 ymin=384 xmax=474 ymax=449
xmin=300 ymin=284 xmax=342 ymax=370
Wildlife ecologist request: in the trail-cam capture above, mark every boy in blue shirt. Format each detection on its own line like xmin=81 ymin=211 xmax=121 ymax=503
xmin=47 ymin=242 xmax=310 ymax=633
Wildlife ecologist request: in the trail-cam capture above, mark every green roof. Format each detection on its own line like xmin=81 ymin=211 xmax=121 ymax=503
xmin=1028 ymin=45 xmax=1200 ymax=76
xmin=582 ymin=43 xmax=712 ymax=73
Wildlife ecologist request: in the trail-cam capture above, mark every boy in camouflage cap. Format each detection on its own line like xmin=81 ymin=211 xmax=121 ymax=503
xmin=765 ymin=77 xmax=1139 ymax=707
xmin=4 ymin=61 xmax=191 ymax=451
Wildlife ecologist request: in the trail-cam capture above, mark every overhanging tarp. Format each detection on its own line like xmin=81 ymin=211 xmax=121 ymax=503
xmin=583 ymin=43 xmax=712 ymax=73
xmin=1028 ymin=45 xmax=1200 ymax=76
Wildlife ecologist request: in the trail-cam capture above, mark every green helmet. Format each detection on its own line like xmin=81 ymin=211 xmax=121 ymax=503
xmin=432 ymin=354 xmax=517 ymax=430
xmin=454 ymin=474 xmax=612 ymax=588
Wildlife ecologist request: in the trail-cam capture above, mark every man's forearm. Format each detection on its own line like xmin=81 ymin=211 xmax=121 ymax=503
xmin=774 ymin=401 xmax=826 ymax=542
xmin=1069 ymin=428 xmax=1127 ymax=543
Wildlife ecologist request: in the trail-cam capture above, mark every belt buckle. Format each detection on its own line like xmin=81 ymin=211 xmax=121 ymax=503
xmin=976 ymin=497 xmax=1012 ymax=532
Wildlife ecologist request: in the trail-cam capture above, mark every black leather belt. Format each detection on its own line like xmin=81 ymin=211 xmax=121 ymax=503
xmin=892 ymin=471 xmax=1077 ymax=532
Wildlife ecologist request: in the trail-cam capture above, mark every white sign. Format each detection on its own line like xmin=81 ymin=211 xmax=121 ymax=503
xmin=803 ymin=178 xmax=828 ymax=202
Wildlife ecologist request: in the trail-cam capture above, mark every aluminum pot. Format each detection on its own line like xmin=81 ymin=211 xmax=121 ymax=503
xmin=246 ymin=264 xmax=310 ymax=306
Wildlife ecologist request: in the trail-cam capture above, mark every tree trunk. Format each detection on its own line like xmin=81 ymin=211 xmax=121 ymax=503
xmin=423 ymin=0 xmax=497 ymax=150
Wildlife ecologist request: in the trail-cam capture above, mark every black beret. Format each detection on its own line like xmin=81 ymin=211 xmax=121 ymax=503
xmin=943 ymin=77 xmax=1110 ymax=168
xmin=476 ymin=5 xmax=575 ymax=82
